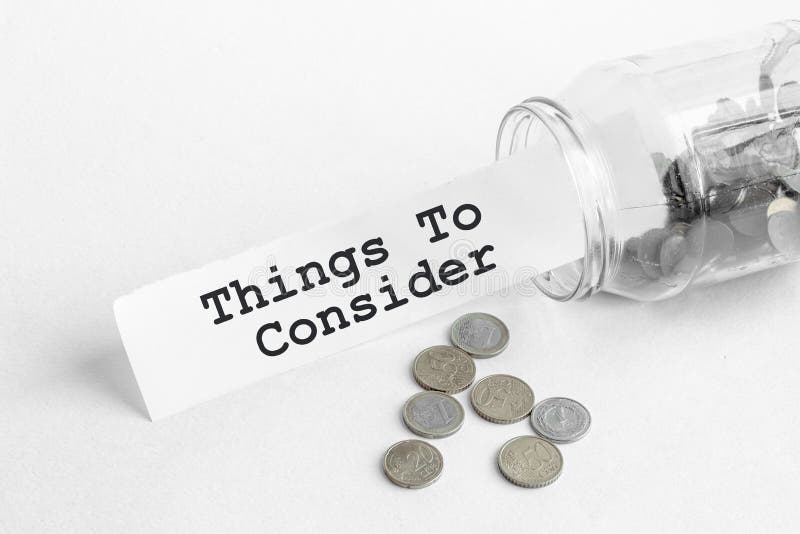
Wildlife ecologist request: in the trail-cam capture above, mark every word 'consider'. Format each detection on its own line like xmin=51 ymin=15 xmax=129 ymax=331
xmin=198 ymin=203 xmax=496 ymax=356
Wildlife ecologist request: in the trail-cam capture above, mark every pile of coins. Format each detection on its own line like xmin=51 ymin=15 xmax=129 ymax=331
xmin=382 ymin=312 xmax=591 ymax=489
xmin=536 ymin=38 xmax=800 ymax=300
xmin=622 ymin=52 xmax=800 ymax=297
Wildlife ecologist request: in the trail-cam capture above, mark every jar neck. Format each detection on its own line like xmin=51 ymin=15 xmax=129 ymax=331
xmin=496 ymin=97 xmax=619 ymax=301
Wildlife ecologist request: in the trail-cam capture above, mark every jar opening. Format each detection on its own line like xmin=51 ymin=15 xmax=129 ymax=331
xmin=496 ymin=98 xmax=612 ymax=301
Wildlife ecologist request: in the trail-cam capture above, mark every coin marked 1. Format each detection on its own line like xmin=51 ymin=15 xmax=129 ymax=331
xmin=402 ymin=391 xmax=465 ymax=439
xmin=530 ymin=397 xmax=591 ymax=444
xmin=450 ymin=313 xmax=510 ymax=358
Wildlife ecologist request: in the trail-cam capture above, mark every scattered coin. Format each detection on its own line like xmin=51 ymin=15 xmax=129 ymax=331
xmin=383 ymin=439 xmax=443 ymax=489
xmin=530 ymin=397 xmax=591 ymax=444
xmin=497 ymin=436 xmax=563 ymax=488
xmin=412 ymin=345 xmax=476 ymax=393
xmin=402 ymin=391 xmax=464 ymax=439
xmin=470 ymin=374 xmax=534 ymax=424
xmin=450 ymin=312 xmax=510 ymax=358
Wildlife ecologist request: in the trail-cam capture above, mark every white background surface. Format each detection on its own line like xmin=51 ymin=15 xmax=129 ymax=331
xmin=2 ymin=2 xmax=799 ymax=532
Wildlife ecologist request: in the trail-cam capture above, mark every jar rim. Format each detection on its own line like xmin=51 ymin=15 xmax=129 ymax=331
xmin=496 ymin=97 xmax=615 ymax=301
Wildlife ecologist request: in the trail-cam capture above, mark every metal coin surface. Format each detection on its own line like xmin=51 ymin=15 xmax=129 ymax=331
xmin=412 ymin=345 xmax=476 ymax=393
xmin=530 ymin=397 xmax=591 ymax=444
xmin=689 ymin=218 xmax=735 ymax=263
xmin=727 ymin=186 xmax=774 ymax=237
xmin=383 ymin=439 xmax=443 ymax=489
xmin=636 ymin=228 xmax=671 ymax=280
xmin=707 ymin=183 xmax=746 ymax=215
xmin=470 ymin=374 xmax=534 ymax=424
xmin=450 ymin=312 xmax=510 ymax=358
xmin=402 ymin=391 xmax=464 ymax=439
xmin=497 ymin=436 xmax=563 ymax=488
xmin=767 ymin=196 xmax=797 ymax=218
xmin=768 ymin=208 xmax=800 ymax=256
xmin=659 ymin=233 xmax=687 ymax=277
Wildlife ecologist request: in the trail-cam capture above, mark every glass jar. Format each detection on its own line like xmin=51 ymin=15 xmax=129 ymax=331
xmin=497 ymin=20 xmax=800 ymax=301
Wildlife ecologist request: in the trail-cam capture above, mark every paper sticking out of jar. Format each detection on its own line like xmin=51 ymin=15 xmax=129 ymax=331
xmin=114 ymin=139 xmax=588 ymax=419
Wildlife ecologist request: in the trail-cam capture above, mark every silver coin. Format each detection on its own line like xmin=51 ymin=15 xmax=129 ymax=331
xmin=624 ymin=235 xmax=642 ymax=256
xmin=689 ymin=218 xmax=735 ymax=263
xmin=767 ymin=196 xmax=797 ymax=218
xmin=412 ymin=345 xmax=476 ymax=393
xmin=497 ymin=436 xmax=563 ymax=488
xmin=530 ymin=397 xmax=591 ymax=444
xmin=768 ymin=199 xmax=800 ymax=256
xmin=636 ymin=228 xmax=670 ymax=280
xmin=617 ymin=237 xmax=647 ymax=284
xmin=383 ymin=439 xmax=443 ymax=489
xmin=706 ymin=183 xmax=746 ymax=215
xmin=402 ymin=391 xmax=464 ymax=439
xmin=659 ymin=232 xmax=687 ymax=277
xmin=470 ymin=374 xmax=534 ymax=424
xmin=450 ymin=312 xmax=509 ymax=358
xmin=727 ymin=186 xmax=774 ymax=237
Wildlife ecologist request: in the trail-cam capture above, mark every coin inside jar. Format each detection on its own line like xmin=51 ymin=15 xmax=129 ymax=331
xmin=659 ymin=232 xmax=688 ymax=277
xmin=636 ymin=228 xmax=671 ymax=280
xmin=470 ymin=374 xmax=534 ymax=424
xmin=497 ymin=436 xmax=563 ymax=488
xmin=402 ymin=391 xmax=464 ymax=439
xmin=412 ymin=345 xmax=475 ymax=393
xmin=727 ymin=185 xmax=775 ymax=237
xmin=450 ymin=312 xmax=509 ymax=358
xmin=693 ymin=218 xmax=735 ymax=263
xmin=382 ymin=439 xmax=443 ymax=489
xmin=530 ymin=397 xmax=591 ymax=444
xmin=767 ymin=199 xmax=800 ymax=255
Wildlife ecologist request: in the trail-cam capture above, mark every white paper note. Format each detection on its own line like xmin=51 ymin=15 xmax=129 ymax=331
xmin=114 ymin=147 xmax=583 ymax=419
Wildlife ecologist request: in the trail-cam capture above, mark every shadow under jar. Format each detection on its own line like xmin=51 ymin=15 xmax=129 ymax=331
xmin=498 ymin=20 xmax=800 ymax=301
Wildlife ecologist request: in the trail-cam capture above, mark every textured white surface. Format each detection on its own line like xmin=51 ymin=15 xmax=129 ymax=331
xmin=2 ymin=2 xmax=799 ymax=532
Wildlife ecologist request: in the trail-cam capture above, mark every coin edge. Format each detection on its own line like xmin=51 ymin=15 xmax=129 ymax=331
xmin=382 ymin=439 xmax=444 ymax=489
xmin=412 ymin=346 xmax=476 ymax=393
xmin=450 ymin=313 xmax=510 ymax=358
xmin=497 ymin=436 xmax=563 ymax=488
xmin=402 ymin=391 xmax=465 ymax=439
xmin=469 ymin=374 xmax=535 ymax=424
xmin=530 ymin=397 xmax=592 ymax=444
